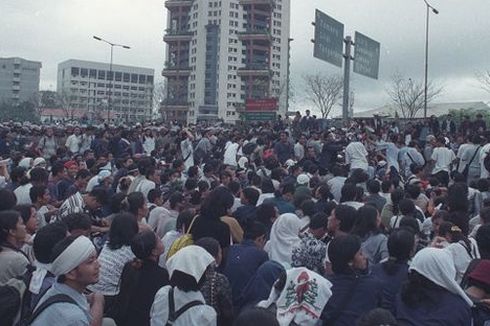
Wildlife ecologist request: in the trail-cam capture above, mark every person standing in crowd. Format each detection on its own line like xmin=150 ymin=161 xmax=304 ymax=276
xmin=274 ymin=131 xmax=294 ymax=164
xmin=345 ymin=137 xmax=369 ymax=174
xmin=65 ymin=127 xmax=82 ymax=155
xmin=431 ymin=136 xmax=456 ymax=187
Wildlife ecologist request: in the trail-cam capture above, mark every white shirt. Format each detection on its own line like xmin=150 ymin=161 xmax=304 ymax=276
xmin=431 ymin=147 xmax=456 ymax=174
xmin=135 ymin=178 xmax=156 ymax=199
xmin=180 ymin=139 xmax=194 ymax=170
xmin=294 ymin=142 xmax=305 ymax=161
xmin=345 ymin=142 xmax=369 ymax=171
xmin=14 ymin=183 xmax=33 ymax=205
xmin=480 ymin=143 xmax=490 ymax=178
xmin=327 ymin=176 xmax=347 ymax=203
xmin=223 ymin=141 xmax=239 ymax=167
xmin=65 ymin=134 xmax=81 ymax=153
xmin=143 ymin=137 xmax=156 ymax=155
xmin=151 ymin=286 xmax=217 ymax=326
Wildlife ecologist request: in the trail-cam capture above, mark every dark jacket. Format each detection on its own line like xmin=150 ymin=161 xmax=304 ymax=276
xmin=113 ymin=260 xmax=169 ymax=326
xmin=395 ymin=287 xmax=472 ymax=326
xmin=371 ymin=262 xmax=409 ymax=314
xmin=322 ymin=274 xmax=382 ymax=326
xmin=224 ymin=240 xmax=269 ymax=301
xmin=192 ymin=215 xmax=231 ymax=249
xmin=233 ymin=205 xmax=257 ymax=230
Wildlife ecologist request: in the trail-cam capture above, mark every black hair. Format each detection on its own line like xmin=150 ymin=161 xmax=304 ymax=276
xmin=29 ymin=185 xmax=47 ymax=203
xmin=399 ymin=216 xmax=421 ymax=234
xmin=200 ymin=186 xmax=234 ymax=220
xmin=256 ymin=203 xmax=276 ymax=230
xmin=390 ymin=189 xmax=405 ymax=216
xmin=244 ymin=221 xmax=267 ymax=240
xmin=299 ymin=200 xmax=315 ymax=218
xmin=242 ymin=187 xmax=260 ymax=206
xmin=357 ymin=308 xmax=397 ymax=326
xmin=63 ymin=213 xmax=92 ymax=233
xmin=480 ymin=207 xmax=490 ymax=224
xmin=382 ymin=228 xmax=414 ymax=276
xmin=127 ymin=192 xmax=145 ymax=215
xmin=447 ymin=183 xmax=469 ymax=213
xmin=168 ymin=191 xmax=184 ymax=210
xmin=89 ymin=188 xmax=109 ymax=206
xmin=51 ymin=162 xmax=65 ymax=177
xmin=328 ymin=234 xmax=362 ymax=275
xmin=401 ymin=271 xmax=444 ymax=307
xmin=131 ymin=230 xmax=157 ymax=260
xmin=234 ymin=307 xmax=279 ymax=326
xmin=195 ymin=237 xmax=220 ymax=259
xmin=310 ymin=212 xmax=328 ymax=230
xmin=176 ymin=210 xmax=195 ymax=232
xmin=147 ymin=188 xmax=162 ymax=204
xmin=476 ymin=224 xmax=490 ymax=259
xmin=316 ymin=184 xmax=333 ymax=201
xmin=404 ymin=184 xmax=421 ymax=200
xmin=261 ymin=178 xmax=275 ymax=194
xmin=170 ymin=270 xmax=206 ymax=292
xmin=367 ymin=179 xmax=381 ymax=194
xmin=439 ymin=221 xmax=471 ymax=249
xmin=33 ymin=222 xmax=68 ymax=264
xmin=340 ymin=183 xmax=357 ymax=202
xmin=75 ymin=169 xmax=91 ymax=180
xmin=0 ymin=210 xmax=21 ymax=248
xmin=333 ymin=204 xmax=357 ymax=233
xmin=108 ymin=213 xmax=139 ymax=250
xmin=29 ymin=167 xmax=49 ymax=185
xmin=446 ymin=210 xmax=469 ymax=236
xmin=281 ymin=182 xmax=295 ymax=195
xmin=109 ymin=193 xmax=127 ymax=214
xmin=10 ymin=166 xmax=27 ymax=184
xmin=50 ymin=235 xmax=80 ymax=279
xmin=184 ymin=178 xmax=198 ymax=192
xmin=399 ymin=199 xmax=416 ymax=216
xmin=0 ymin=189 xmax=17 ymax=212
xmin=13 ymin=205 xmax=33 ymax=225
xmin=352 ymin=205 xmax=380 ymax=238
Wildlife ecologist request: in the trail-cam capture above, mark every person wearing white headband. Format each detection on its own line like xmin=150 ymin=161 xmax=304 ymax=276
xmin=30 ymin=235 xmax=112 ymax=326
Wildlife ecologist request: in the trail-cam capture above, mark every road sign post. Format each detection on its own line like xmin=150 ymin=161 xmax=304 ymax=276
xmin=313 ymin=10 xmax=344 ymax=67
xmin=342 ymin=36 xmax=353 ymax=122
xmin=353 ymin=32 xmax=381 ymax=80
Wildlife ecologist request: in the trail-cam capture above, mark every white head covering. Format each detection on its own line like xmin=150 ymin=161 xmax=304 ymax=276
xmin=296 ymin=174 xmax=310 ymax=186
xmin=258 ymin=267 xmax=333 ymax=326
xmin=166 ymin=245 xmax=214 ymax=283
xmin=238 ymin=156 xmax=248 ymax=169
xmin=409 ymin=247 xmax=473 ymax=306
xmin=19 ymin=157 xmax=33 ymax=169
xmin=97 ymin=169 xmax=112 ymax=181
xmin=33 ymin=157 xmax=46 ymax=168
xmin=49 ymin=236 xmax=96 ymax=277
xmin=265 ymin=213 xmax=303 ymax=268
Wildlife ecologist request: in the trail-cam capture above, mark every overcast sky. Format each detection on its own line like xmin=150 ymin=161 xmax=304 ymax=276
xmin=2 ymin=0 xmax=490 ymax=114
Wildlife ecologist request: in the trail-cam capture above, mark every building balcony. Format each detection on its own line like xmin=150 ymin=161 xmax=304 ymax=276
xmin=164 ymin=0 xmax=193 ymax=10
xmin=163 ymin=29 xmax=193 ymax=42
xmin=12 ymin=85 xmax=20 ymax=91
xmin=238 ymin=29 xmax=272 ymax=43
xmin=239 ymin=0 xmax=274 ymax=7
xmin=161 ymin=100 xmax=189 ymax=110
xmin=13 ymin=76 xmax=20 ymax=82
xmin=162 ymin=63 xmax=192 ymax=77
xmin=237 ymin=64 xmax=271 ymax=77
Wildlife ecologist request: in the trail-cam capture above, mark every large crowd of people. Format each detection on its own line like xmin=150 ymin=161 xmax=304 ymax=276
xmin=0 ymin=111 xmax=490 ymax=325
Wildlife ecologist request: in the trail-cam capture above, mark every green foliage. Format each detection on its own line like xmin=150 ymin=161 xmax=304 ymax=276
xmin=448 ymin=108 xmax=490 ymax=125
xmin=0 ymin=101 xmax=40 ymax=122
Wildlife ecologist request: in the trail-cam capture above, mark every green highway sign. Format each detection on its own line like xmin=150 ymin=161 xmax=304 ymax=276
xmin=243 ymin=112 xmax=276 ymax=121
xmin=313 ymin=9 xmax=344 ymax=68
xmin=353 ymin=31 xmax=380 ymax=80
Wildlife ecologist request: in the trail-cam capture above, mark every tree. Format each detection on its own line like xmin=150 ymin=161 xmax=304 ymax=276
xmin=386 ymin=73 xmax=443 ymax=119
xmin=0 ymin=101 xmax=40 ymax=122
xmin=57 ymin=90 xmax=77 ymax=120
xmin=476 ymin=70 xmax=490 ymax=94
xmin=303 ymin=73 xmax=343 ymax=118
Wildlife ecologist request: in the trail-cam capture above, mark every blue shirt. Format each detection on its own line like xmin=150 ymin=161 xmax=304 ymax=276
xmin=224 ymin=240 xmax=269 ymax=301
xmin=371 ymin=262 xmax=409 ymax=314
xmin=31 ymin=282 xmax=91 ymax=326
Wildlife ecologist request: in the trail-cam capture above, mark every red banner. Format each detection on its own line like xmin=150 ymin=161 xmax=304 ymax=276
xmin=245 ymin=98 xmax=278 ymax=111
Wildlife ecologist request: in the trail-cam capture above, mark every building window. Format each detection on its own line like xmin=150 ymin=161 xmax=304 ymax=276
xmin=71 ymin=67 xmax=79 ymax=77
xmin=115 ymin=72 xmax=122 ymax=81
xmin=123 ymin=73 xmax=130 ymax=82
xmin=131 ymin=74 xmax=138 ymax=83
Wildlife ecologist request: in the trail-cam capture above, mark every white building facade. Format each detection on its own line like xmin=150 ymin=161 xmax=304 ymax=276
xmin=0 ymin=57 xmax=41 ymax=105
xmin=162 ymin=0 xmax=291 ymax=124
xmin=57 ymin=59 xmax=154 ymax=122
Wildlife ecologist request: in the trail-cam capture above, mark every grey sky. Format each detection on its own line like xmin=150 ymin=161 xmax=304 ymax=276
xmin=2 ymin=0 xmax=490 ymax=115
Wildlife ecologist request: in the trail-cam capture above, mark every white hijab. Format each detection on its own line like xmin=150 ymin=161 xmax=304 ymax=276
xmin=265 ymin=213 xmax=303 ymax=268
xmin=409 ymin=247 xmax=473 ymax=306
xmin=258 ymin=267 xmax=333 ymax=326
xmin=166 ymin=245 xmax=214 ymax=283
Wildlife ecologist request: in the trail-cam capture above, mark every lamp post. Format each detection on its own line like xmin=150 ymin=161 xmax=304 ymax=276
xmin=93 ymin=36 xmax=131 ymax=122
xmin=286 ymin=38 xmax=293 ymax=115
xmin=423 ymin=0 xmax=439 ymax=118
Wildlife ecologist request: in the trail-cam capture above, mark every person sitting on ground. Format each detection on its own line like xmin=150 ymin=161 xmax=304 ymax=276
xmin=0 ymin=210 xmax=28 ymax=284
xmin=234 ymin=187 xmax=260 ymax=231
xmin=30 ymin=235 xmax=109 ymax=326
xmin=150 ymin=245 xmax=217 ymax=326
xmin=111 ymin=230 xmax=169 ymax=326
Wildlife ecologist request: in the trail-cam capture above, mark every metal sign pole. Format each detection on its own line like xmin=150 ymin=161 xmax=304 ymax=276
xmin=342 ymin=36 xmax=353 ymax=122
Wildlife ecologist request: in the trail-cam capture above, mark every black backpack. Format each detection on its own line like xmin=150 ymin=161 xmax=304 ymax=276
xmin=0 ymin=282 xmax=23 ymax=326
xmin=165 ymin=287 xmax=204 ymax=326
xmin=18 ymin=294 xmax=77 ymax=326
xmin=484 ymin=151 xmax=490 ymax=174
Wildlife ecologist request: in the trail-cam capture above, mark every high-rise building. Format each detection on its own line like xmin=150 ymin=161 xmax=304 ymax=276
xmin=57 ymin=59 xmax=154 ymax=122
xmin=162 ymin=0 xmax=291 ymax=124
xmin=0 ymin=57 xmax=42 ymax=105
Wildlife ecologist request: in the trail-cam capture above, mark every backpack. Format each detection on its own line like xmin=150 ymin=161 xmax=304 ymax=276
xmin=166 ymin=215 xmax=198 ymax=260
xmin=0 ymin=279 xmax=25 ymax=326
xmin=165 ymin=287 xmax=204 ymax=326
xmin=19 ymin=294 xmax=77 ymax=326
xmin=484 ymin=151 xmax=490 ymax=174
xmin=242 ymin=142 xmax=257 ymax=156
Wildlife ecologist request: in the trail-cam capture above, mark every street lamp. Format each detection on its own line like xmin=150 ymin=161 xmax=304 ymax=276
xmin=423 ymin=0 xmax=439 ymax=118
xmin=92 ymin=35 xmax=131 ymax=121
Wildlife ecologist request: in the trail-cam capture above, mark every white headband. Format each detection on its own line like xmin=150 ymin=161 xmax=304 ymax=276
xmin=50 ymin=236 xmax=96 ymax=277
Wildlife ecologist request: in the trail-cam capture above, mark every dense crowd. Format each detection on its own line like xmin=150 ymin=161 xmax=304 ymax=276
xmin=0 ymin=111 xmax=490 ymax=326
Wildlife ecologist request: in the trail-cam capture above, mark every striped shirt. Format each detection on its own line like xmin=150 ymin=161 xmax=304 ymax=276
xmin=58 ymin=192 xmax=86 ymax=220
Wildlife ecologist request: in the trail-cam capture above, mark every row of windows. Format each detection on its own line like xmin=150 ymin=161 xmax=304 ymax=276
xmin=68 ymin=67 xmax=154 ymax=84
xmin=69 ymin=80 xmax=149 ymax=91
